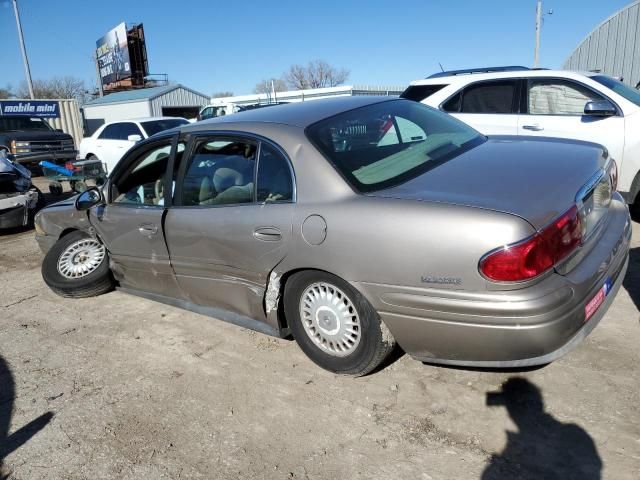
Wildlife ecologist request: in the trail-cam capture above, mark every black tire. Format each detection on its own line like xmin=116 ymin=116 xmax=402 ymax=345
xmin=285 ymin=270 xmax=396 ymax=376
xmin=72 ymin=180 xmax=87 ymax=193
xmin=49 ymin=181 xmax=63 ymax=196
xmin=41 ymin=230 xmax=114 ymax=298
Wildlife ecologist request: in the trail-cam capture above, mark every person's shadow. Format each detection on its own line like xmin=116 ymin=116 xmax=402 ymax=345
xmin=0 ymin=355 xmax=54 ymax=479
xmin=482 ymin=377 xmax=602 ymax=480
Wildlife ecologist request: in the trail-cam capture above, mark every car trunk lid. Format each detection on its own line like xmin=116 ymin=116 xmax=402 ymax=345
xmin=367 ymin=136 xmax=611 ymax=231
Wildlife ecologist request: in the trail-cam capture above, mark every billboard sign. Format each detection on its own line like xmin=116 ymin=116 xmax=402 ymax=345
xmin=96 ymin=22 xmax=131 ymax=86
xmin=0 ymin=101 xmax=60 ymax=118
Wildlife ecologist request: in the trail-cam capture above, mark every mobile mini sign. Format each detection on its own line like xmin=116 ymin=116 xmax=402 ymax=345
xmin=0 ymin=101 xmax=60 ymax=118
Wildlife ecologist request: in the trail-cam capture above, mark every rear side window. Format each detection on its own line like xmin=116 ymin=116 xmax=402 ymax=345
xmin=306 ymin=100 xmax=484 ymax=193
xmin=257 ymin=144 xmax=293 ymax=203
xmin=179 ymin=138 xmax=257 ymax=206
xmin=444 ymin=80 xmax=517 ymax=114
xmin=528 ymin=79 xmax=604 ymax=115
xmin=401 ymin=84 xmax=448 ymax=102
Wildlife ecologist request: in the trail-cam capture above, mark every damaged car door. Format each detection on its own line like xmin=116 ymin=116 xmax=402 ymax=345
xmin=164 ymin=135 xmax=295 ymax=324
xmin=88 ymin=136 xmax=183 ymax=297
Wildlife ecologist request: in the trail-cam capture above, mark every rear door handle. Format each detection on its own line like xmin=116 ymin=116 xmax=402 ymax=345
xmin=522 ymin=124 xmax=544 ymax=131
xmin=254 ymin=227 xmax=282 ymax=241
xmin=138 ymin=223 xmax=158 ymax=236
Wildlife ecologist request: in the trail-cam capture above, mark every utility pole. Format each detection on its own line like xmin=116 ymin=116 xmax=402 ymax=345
xmin=12 ymin=0 xmax=34 ymax=99
xmin=95 ymin=51 xmax=104 ymax=97
xmin=534 ymin=0 xmax=542 ymax=68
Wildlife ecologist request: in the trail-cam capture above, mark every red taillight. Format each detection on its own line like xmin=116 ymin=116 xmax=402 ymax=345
xmin=480 ymin=205 xmax=582 ymax=282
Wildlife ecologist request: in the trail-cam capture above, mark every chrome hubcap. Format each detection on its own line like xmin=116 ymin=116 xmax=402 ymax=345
xmin=57 ymin=238 xmax=106 ymax=279
xmin=300 ymin=282 xmax=361 ymax=357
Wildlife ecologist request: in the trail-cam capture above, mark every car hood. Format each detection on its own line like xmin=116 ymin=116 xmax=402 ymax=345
xmin=368 ymin=136 xmax=608 ymax=229
xmin=1 ymin=130 xmax=73 ymax=141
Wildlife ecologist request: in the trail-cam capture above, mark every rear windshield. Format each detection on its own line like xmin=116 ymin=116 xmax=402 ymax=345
xmin=591 ymin=75 xmax=640 ymax=107
xmin=0 ymin=116 xmax=52 ymax=132
xmin=141 ymin=118 xmax=189 ymax=137
xmin=306 ymin=99 xmax=484 ymax=193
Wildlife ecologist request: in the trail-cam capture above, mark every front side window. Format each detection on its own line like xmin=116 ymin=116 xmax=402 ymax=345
xmin=112 ymin=141 xmax=175 ymax=206
xmin=98 ymin=123 xmax=121 ymax=140
xmin=445 ymin=80 xmax=517 ymax=114
xmin=528 ymin=79 xmax=604 ymax=115
xmin=141 ymin=118 xmax=189 ymax=137
xmin=257 ymin=144 xmax=293 ymax=202
xmin=592 ymin=75 xmax=640 ymax=107
xmin=179 ymin=138 xmax=256 ymax=206
xmin=307 ymin=99 xmax=484 ymax=193
xmin=119 ymin=122 xmax=143 ymax=140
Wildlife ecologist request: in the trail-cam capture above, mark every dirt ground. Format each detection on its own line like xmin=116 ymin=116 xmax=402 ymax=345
xmin=0 ymin=181 xmax=639 ymax=480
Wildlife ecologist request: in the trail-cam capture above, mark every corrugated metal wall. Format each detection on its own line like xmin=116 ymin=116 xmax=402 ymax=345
xmin=48 ymin=99 xmax=84 ymax=147
xmin=149 ymin=87 xmax=209 ymax=116
xmin=564 ymin=1 xmax=640 ymax=87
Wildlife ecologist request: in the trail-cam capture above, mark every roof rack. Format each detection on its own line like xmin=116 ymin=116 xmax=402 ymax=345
xmin=427 ymin=66 xmax=531 ymax=79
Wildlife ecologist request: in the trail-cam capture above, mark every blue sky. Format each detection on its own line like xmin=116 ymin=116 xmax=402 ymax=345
xmin=0 ymin=0 xmax=633 ymax=96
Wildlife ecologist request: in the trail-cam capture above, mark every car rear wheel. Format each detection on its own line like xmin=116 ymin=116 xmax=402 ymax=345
xmin=42 ymin=230 xmax=114 ymax=298
xmin=285 ymin=270 xmax=395 ymax=376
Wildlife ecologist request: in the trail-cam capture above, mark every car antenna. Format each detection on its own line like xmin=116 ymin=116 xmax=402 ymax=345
xmin=438 ymin=62 xmax=445 ymax=72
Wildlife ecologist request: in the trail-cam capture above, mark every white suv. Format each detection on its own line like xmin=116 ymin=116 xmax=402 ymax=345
xmin=402 ymin=66 xmax=640 ymax=209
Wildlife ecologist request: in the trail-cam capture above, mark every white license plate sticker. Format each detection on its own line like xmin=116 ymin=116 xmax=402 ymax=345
xmin=584 ymin=277 xmax=613 ymax=322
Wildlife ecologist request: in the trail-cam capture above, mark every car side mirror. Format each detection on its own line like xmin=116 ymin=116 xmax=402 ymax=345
xmin=584 ymin=100 xmax=617 ymax=117
xmin=128 ymin=134 xmax=143 ymax=142
xmin=75 ymin=187 xmax=103 ymax=211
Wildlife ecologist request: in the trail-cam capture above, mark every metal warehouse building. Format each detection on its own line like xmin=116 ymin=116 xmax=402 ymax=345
xmin=82 ymin=84 xmax=209 ymax=134
xmin=564 ymin=1 xmax=640 ymax=87
xmin=210 ymin=85 xmax=406 ymax=111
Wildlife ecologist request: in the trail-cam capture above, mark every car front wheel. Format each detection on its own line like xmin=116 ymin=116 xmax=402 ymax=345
xmin=42 ymin=230 xmax=114 ymax=298
xmin=285 ymin=271 xmax=396 ymax=376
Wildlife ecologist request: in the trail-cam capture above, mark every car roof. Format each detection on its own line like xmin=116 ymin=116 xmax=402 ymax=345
xmin=409 ymin=69 xmax=600 ymax=86
xmin=188 ymin=96 xmax=397 ymax=129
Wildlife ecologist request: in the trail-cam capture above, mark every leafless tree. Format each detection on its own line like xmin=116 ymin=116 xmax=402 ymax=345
xmin=212 ymin=91 xmax=234 ymax=98
xmin=284 ymin=60 xmax=349 ymax=90
xmin=16 ymin=76 xmax=86 ymax=102
xmin=0 ymin=85 xmax=13 ymax=99
xmin=253 ymin=78 xmax=288 ymax=94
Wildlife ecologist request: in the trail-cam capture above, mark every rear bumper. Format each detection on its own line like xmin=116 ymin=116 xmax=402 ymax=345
xmin=354 ymin=195 xmax=632 ymax=367
xmin=13 ymin=150 xmax=78 ymax=165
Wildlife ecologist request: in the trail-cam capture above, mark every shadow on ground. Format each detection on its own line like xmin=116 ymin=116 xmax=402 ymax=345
xmin=0 ymin=355 xmax=54 ymax=480
xmin=481 ymin=377 xmax=601 ymax=480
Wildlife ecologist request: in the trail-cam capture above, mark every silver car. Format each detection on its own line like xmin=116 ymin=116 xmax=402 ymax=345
xmin=35 ymin=97 xmax=631 ymax=375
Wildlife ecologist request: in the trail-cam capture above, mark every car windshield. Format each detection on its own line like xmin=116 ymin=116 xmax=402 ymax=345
xmin=592 ymin=75 xmax=640 ymax=107
xmin=306 ymin=100 xmax=484 ymax=193
xmin=141 ymin=118 xmax=189 ymax=137
xmin=0 ymin=116 xmax=53 ymax=132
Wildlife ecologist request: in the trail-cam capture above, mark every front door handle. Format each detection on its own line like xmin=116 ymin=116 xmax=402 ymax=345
xmin=138 ymin=223 xmax=158 ymax=236
xmin=254 ymin=227 xmax=282 ymax=241
xmin=522 ymin=124 xmax=544 ymax=131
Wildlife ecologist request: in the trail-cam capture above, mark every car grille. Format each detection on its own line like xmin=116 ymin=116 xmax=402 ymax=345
xmin=23 ymin=140 xmax=75 ymax=152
